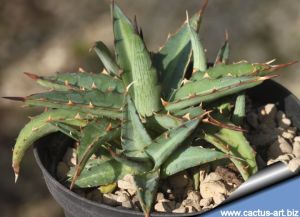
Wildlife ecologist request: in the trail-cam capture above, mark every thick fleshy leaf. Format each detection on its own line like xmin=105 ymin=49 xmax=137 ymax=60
xmin=12 ymin=110 xmax=89 ymax=181
xmin=151 ymin=113 xmax=185 ymax=129
xmin=191 ymin=61 xmax=296 ymax=81
xmin=70 ymin=120 xmax=121 ymax=188
xmin=24 ymin=89 xmax=124 ymax=119
xmin=93 ymin=41 xmax=121 ymax=77
xmin=203 ymin=124 xmax=257 ymax=180
xmin=214 ymin=33 xmax=230 ymax=66
xmin=153 ymin=12 xmax=203 ymax=100
xmin=232 ymin=93 xmax=246 ymax=125
xmin=134 ymin=170 xmax=160 ymax=217
xmin=110 ymin=151 xmax=153 ymax=173
xmin=161 ymin=146 xmax=227 ymax=177
xmin=50 ymin=122 xmax=81 ymax=141
xmin=121 ymin=97 xmax=152 ymax=157
xmin=165 ymin=75 xmax=272 ymax=111
xmin=25 ymin=72 xmax=125 ymax=93
xmin=112 ymin=3 xmax=161 ymax=116
xmin=174 ymin=106 xmax=205 ymax=119
xmin=69 ymin=158 xmax=133 ymax=188
xmin=188 ymin=17 xmax=206 ymax=72
xmin=145 ymin=119 xmax=200 ymax=170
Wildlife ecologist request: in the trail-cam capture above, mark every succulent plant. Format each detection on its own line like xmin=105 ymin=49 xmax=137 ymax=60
xmin=6 ymin=1 xmax=296 ymax=216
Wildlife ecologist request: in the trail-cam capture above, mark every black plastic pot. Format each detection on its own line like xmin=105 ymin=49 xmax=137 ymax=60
xmin=33 ymin=80 xmax=300 ymax=217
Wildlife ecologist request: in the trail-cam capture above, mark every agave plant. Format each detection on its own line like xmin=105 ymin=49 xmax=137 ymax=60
xmin=6 ymin=1 xmax=296 ymax=216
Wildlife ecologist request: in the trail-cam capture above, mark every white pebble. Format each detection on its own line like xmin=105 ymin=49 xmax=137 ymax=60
xmin=213 ymin=193 xmax=225 ymax=205
xmin=200 ymin=181 xmax=227 ymax=199
xmin=172 ymin=206 xmax=187 ymax=213
xmin=288 ymin=158 xmax=300 ymax=172
xmin=279 ymin=118 xmax=291 ymax=129
xmin=200 ymin=198 xmax=213 ymax=207
xmin=268 ymin=137 xmax=293 ymax=159
xmin=293 ymin=141 xmax=300 ymax=158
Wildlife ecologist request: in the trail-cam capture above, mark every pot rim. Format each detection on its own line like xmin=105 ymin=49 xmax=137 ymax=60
xmin=33 ymin=80 xmax=300 ymax=217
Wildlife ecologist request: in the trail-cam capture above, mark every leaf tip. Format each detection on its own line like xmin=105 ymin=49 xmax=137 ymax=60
xmin=24 ymin=72 xmax=39 ymax=80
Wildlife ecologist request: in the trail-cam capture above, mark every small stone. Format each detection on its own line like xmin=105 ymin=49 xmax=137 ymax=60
xmin=267 ymin=154 xmax=293 ymax=165
xmin=213 ymin=193 xmax=225 ymax=205
xmin=156 ymin=192 xmax=165 ymax=202
xmin=288 ymin=158 xmax=300 ymax=172
xmin=154 ymin=200 xmax=175 ymax=213
xmin=117 ymin=175 xmax=136 ymax=196
xmin=279 ymin=118 xmax=291 ymax=129
xmin=166 ymin=188 xmax=172 ymax=194
xmin=276 ymin=110 xmax=286 ymax=122
xmin=115 ymin=191 xmax=129 ymax=203
xmin=287 ymin=127 xmax=297 ymax=135
xmin=168 ymin=171 xmax=189 ymax=189
xmin=187 ymin=191 xmax=201 ymax=202
xmin=281 ymin=131 xmax=295 ymax=140
xmin=293 ymin=141 xmax=300 ymax=158
xmin=258 ymin=104 xmax=277 ymax=128
xmin=172 ymin=206 xmax=187 ymax=213
xmin=103 ymin=193 xmax=120 ymax=206
xmin=200 ymin=198 xmax=212 ymax=207
xmin=186 ymin=205 xmax=197 ymax=213
xmin=203 ymin=172 xmax=222 ymax=182
xmin=215 ymin=166 xmax=242 ymax=187
xmin=183 ymin=191 xmax=201 ymax=211
xmin=202 ymin=204 xmax=214 ymax=210
xmin=86 ymin=189 xmax=103 ymax=202
xmin=63 ymin=148 xmax=76 ymax=166
xmin=121 ymin=200 xmax=132 ymax=209
xmin=294 ymin=136 xmax=300 ymax=142
xmin=268 ymin=137 xmax=293 ymax=159
xmin=56 ymin=162 xmax=69 ymax=180
xmin=200 ymin=181 xmax=227 ymax=199
xmin=264 ymin=104 xmax=277 ymax=119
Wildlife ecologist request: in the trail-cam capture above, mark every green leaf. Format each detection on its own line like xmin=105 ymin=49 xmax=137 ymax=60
xmin=93 ymin=41 xmax=121 ymax=77
xmin=161 ymin=146 xmax=227 ymax=177
xmin=24 ymin=89 xmax=124 ymax=119
xmin=134 ymin=170 xmax=160 ymax=217
xmin=191 ymin=61 xmax=295 ymax=81
xmin=110 ymin=151 xmax=153 ymax=173
xmin=112 ymin=3 xmax=161 ymax=116
xmin=203 ymin=125 xmax=257 ymax=180
xmin=232 ymin=93 xmax=246 ymax=125
xmin=166 ymin=75 xmax=270 ymax=111
xmin=51 ymin=122 xmax=81 ymax=141
xmin=214 ymin=33 xmax=230 ymax=66
xmin=188 ymin=17 xmax=206 ymax=72
xmin=145 ymin=119 xmax=200 ymax=170
xmin=70 ymin=120 xmax=121 ymax=188
xmin=174 ymin=106 xmax=205 ymax=119
xmin=69 ymin=158 xmax=133 ymax=188
xmin=153 ymin=12 xmax=203 ymax=100
xmin=26 ymin=72 xmax=125 ymax=93
xmin=151 ymin=113 xmax=185 ymax=129
xmin=121 ymin=97 xmax=152 ymax=158
xmin=12 ymin=109 xmax=88 ymax=180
